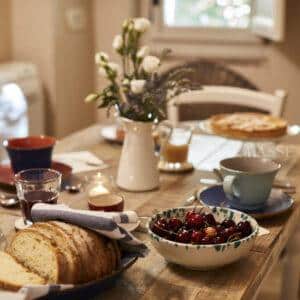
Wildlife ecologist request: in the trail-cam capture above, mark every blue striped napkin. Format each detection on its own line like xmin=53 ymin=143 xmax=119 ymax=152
xmin=31 ymin=203 xmax=148 ymax=257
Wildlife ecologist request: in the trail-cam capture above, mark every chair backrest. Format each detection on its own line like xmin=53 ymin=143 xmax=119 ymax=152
xmin=160 ymin=60 xmax=258 ymax=91
xmin=167 ymin=86 xmax=287 ymax=125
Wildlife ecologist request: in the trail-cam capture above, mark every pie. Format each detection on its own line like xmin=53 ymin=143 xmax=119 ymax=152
xmin=209 ymin=112 xmax=287 ymax=139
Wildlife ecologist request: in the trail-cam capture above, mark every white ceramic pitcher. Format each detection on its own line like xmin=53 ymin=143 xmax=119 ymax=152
xmin=116 ymin=118 xmax=159 ymax=191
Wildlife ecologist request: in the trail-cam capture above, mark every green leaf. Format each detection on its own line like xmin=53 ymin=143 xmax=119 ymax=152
xmin=85 ymin=93 xmax=100 ymax=103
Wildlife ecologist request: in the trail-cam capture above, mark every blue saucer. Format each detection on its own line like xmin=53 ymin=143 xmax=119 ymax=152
xmin=199 ymin=185 xmax=294 ymax=219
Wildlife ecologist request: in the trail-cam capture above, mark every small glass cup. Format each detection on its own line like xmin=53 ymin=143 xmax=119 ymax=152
xmin=159 ymin=122 xmax=193 ymax=167
xmin=15 ymin=168 xmax=62 ymax=225
xmin=85 ymin=173 xmax=124 ymax=212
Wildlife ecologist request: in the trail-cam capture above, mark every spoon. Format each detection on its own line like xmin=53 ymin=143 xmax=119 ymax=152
xmin=65 ymin=183 xmax=82 ymax=194
xmin=0 ymin=193 xmax=19 ymax=207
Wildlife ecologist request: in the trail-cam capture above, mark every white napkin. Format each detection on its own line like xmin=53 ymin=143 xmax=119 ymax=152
xmin=30 ymin=203 xmax=146 ymax=254
xmin=53 ymin=151 xmax=105 ymax=174
xmin=189 ymin=135 xmax=242 ymax=171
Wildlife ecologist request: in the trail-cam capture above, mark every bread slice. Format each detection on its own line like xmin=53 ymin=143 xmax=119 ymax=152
xmin=0 ymin=251 xmax=45 ymax=291
xmin=8 ymin=229 xmax=67 ymax=283
xmin=49 ymin=221 xmax=84 ymax=283
xmin=31 ymin=223 xmax=78 ymax=283
xmin=46 ymin=222 xmax=82 ymax=283
xmin=50 ymin=221 xmax=92 ymax=283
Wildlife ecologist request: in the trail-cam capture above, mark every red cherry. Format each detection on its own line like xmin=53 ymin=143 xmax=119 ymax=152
xmin=185 ymin=211 xmax=197 ymax=223
xmin=157 ymin=218 xmax=168 ymax=229
xmin=216 ymin=224 xmax=225 ymax=233
xmin=200 ymin=236 xmax=211 ymax=244
xmin=204 ymin=213 xmax=216 ymax=226
xmin=176 ymin=229 xmax=191 ymax=243
xmin=213 ymin=235 xmax=226 ymax=244
xmin=168 ymin=217 xmax=183 ymax=232
xmin=237 ymin=221 xmax=252 ymax=237
xmin=191 ymin=230 xmax=205 ymax=244
xmin=221 ymin=219 xmax=236 ymax=228
xmin=189 ymin=214 xmax=205 ymax=230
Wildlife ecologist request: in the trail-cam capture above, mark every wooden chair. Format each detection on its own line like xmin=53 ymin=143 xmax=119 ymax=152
xmin=160 ymin=60 xmax=259 ymax=91
xmin=167 ymin=86 xmax=287 ymax=124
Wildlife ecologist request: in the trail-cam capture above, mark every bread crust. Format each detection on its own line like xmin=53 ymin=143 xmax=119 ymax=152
xmin=210 ymin=113 xmax=287 ymax=139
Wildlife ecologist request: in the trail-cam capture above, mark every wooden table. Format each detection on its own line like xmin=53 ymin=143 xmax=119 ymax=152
xmin=1 ymin=124 xmax=300 ymax=300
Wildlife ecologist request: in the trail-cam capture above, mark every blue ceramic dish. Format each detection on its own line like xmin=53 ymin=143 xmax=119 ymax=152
xmin=199 ymin=185 xmax=294 ymax=219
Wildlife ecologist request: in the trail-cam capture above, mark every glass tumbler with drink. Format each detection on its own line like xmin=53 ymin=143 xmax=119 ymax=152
xmin=15 ymin=168 xmax=61 ymax=225
xmin=158 ymin=122 xmax=193 ymax=171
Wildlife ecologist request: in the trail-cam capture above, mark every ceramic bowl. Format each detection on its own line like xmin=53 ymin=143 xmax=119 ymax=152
xmin=148 ymin=206 xmax=259 ymax=270
xmin=3 ymin=136 xmax=56 ymax=173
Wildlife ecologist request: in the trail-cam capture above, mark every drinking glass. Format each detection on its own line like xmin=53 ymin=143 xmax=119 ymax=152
xmin=159 ymin=122 xmax=193 ymax=167
xmin=15 ymin=168 xmax=62 ymax=225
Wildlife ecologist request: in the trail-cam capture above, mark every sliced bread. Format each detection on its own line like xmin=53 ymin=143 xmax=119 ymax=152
xmin=50 ymin=221 xmax=92 ymax=283
xmin=31 ymin=223 xmax=78 ymax=283
xmin=8 ymin=229 xmax=67 ymax=283
xmin=0 ymin=251 xmax=45 ymax=291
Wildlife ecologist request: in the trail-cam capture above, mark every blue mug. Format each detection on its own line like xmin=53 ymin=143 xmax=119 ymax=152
xmin=3 ymin=136 xmax=56 ymax=173
xmin=220 ymin=157 xmax=281 ymax=210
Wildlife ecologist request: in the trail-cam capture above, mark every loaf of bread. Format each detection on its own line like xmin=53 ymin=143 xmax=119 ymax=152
xmin=0 ymin=251 xmax=45 ymax=291
xmin=5 ymin=221 xmax=121 ymax=288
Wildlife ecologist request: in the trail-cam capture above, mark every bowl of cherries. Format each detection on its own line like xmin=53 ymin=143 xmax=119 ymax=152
xmin=148 ymin=206 xmax=258 ymax=270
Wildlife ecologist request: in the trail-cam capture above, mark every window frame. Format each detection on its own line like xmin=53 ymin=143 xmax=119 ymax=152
xmin=151 ymin=1 xmax=260 ymax=44
xmin=145 ymin=0 xmax=266 ymax=60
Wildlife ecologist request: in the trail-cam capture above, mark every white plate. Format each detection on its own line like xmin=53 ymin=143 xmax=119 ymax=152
xmin=119 ymin=220 xmax=141 ymax=232
xmin=197 ymin=119 xmax=289 ymax=142
xmin=100 ymin=125 xmax=122 ymax=144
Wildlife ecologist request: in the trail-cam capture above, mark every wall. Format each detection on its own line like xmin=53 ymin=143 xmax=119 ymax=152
xmin=11 ymin=0 xmax=57 ymax=134
xmin=10 ymin=0 xmax=95 ymax=138
xmin=230 ymin=0 xmax=300 ymax=125
xmin=92 ymin=0 xmax=137 ymax=123
xmin=54 ymin=0 xmax=95 ymax=137
xmin=0 ymin=0 xmax=11 ymax=61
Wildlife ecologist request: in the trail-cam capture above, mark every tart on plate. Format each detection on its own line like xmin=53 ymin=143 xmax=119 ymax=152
xmin=209 ymin=112 xmax=287 ymax=139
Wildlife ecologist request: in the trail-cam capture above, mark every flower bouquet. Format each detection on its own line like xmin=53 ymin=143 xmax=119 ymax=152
xmin=86 ymin=18 xmax=189 ymax=191
xmin=86 ymin=18 xmax=189 ymax=122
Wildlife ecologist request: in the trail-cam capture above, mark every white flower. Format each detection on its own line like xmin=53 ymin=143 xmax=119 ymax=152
xmin=98 ymin=67 xmax=108 ymax=78
xmin=133 ymin=18 xmax=151 ymax=32
xmin=112 ymin=35 xmax=123 ymax=50
xmin=130 ymin=79 xmax=146 ymax=94
xmin=85 ymin=93 xmax=99 ymax=103
xmin=107 ymin=62 xmax=121 ymax=76
xmin=137 ymin=46 xmax=150 ymax=58
xmin=122 ymin=19 xmax=129 ymax=29
xmin=122 ymin=78 xmax=130 ymax=85
xmin=95 ymin=52 xmax=109 ymax=65
xmin=142 ymin=55 xmax=160 ymax=73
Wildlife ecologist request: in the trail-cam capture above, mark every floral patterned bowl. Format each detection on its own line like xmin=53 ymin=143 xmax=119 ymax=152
xmin=147 ymin=206 xmax=259 ymax=270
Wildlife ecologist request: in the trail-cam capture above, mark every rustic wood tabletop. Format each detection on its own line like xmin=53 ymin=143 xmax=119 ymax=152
xmin=0 ymin=124 xmax=299 ymax=300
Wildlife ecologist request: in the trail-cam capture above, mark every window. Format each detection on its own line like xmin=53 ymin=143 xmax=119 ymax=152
xmin=148 ymin=0 xmax=286 ymax=59
xmin=163 ymin=0 xmax=251 ymax=29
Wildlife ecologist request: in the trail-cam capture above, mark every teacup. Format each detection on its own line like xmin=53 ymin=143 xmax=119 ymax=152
xmin=3 ymin=136 xmax=56 ymax=173
xmin=220 ymin=157 xmax=281 ymax=210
